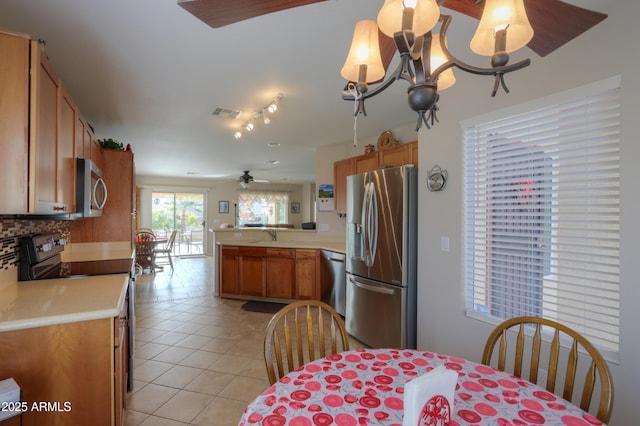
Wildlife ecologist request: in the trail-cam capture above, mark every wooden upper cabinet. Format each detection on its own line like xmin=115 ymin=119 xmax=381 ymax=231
xmin=59 ymin=86 xmax=77 ymax=213
xmin=354 ymin=152 xmax=378 ymax=174
xmin=333 ymin=157 xmax=354 ymax=213
xmin=0 ymin=31 xmax=30 ymax=213
xmin=378 ymin=141 xmax=417 ymax=168
xmin=333 ymin=141 xmax=418 ymax=214
xmin=29 ymin=40 xmax=64 ymax=213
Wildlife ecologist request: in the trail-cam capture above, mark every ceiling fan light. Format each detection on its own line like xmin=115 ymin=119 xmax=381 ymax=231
xmin=470 ymin=0 xmax=533 ymax=56
xmin=377 ymin=0 xmax=440 ymax=38
xmin=341 ymin=20 xmax=385 ymax=83
xmin=430 ymin=34 xmax=455 ymax=91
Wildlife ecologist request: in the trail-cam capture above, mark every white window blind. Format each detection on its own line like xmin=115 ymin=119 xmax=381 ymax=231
xmin=463 ymin=82 xmax=621 ymax=353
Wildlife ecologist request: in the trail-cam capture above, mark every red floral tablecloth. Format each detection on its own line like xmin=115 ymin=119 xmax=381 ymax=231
xmin=239 ymin=348 xmax=605 ymax=426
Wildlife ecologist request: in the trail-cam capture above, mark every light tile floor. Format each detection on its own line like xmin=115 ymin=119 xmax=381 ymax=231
xmin=128 ymin=256 xmax=274 ymax=425
xmin=128 ymin=256 xmax=363 ymax=425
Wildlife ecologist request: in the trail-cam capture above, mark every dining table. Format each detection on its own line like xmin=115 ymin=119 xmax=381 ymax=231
xmin=239 ymin=348 xmax=605 ymax=426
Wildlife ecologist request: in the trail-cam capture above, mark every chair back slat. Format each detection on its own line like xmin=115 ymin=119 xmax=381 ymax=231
xmin=264 ymin=300 xmax=349 ymax=385
xmin=529 ymin=324 xmax=542 ymax=384
xmin=481 ymin=316 xmax=614 ymax=423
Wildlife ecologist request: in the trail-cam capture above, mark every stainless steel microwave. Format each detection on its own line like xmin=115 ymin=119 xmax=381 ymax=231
xmin=76 ymin=158 xmax=108 ymax=217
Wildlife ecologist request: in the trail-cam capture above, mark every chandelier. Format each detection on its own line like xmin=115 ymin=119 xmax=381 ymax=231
xmin=341 ymin=0 xmax=533 ymax=131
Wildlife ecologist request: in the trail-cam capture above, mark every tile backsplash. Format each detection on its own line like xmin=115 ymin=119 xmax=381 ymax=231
xmin=0 ymin=218 xmax=71 ymax=271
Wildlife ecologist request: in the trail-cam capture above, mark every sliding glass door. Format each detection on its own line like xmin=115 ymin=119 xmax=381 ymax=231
xmin=151 ymin=191 xmax=205 ymax=257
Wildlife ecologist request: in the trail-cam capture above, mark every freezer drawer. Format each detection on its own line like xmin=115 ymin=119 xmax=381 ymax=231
xmin=346 ymin=274 xmax=407 ymax=348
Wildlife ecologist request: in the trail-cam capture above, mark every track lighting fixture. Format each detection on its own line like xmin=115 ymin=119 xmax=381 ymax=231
xmin=234 ymin=94 xmax=283 ymax=139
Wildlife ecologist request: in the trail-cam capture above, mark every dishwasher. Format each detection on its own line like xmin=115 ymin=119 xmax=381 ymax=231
xmin=321 ymin=250 xmax=346 ymax=316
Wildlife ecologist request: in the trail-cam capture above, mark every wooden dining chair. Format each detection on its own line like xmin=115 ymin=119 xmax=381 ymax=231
xmin=263 ymin=300 xmax=350 ymax=385
xmin=154 ymin=230 xmax=177 ymax=270
xmin=482 ymin=316 xmax=614 ymax=423
xmin=135 ymin=231 xmax=156 ymax=274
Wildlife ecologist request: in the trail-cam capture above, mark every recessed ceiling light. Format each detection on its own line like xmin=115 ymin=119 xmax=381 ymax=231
xmin=267 ymin=143 xmax=281 ymax=147
xmin=265 ymin=160 xmax=280 ymax=165
xmin=186 ymin=171 xmax=198 ymax=175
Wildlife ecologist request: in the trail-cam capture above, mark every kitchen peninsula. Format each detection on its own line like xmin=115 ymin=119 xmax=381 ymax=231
xmin=214 ymin=228 xmax=344 ymax=302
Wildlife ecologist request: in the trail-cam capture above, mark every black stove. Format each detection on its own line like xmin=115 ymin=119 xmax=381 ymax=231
xmin=19 ymin=233 xmax=133 ymax=281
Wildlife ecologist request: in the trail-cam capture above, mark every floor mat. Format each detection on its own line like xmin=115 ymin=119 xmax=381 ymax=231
xmin=241 ymin=301 xmax=288 ymax=314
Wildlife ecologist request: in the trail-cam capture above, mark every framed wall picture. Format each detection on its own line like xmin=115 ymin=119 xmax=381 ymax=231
xmin=291 ymin=202 xmax=300 ymax=214
xmin=219 ymin=200 xmax=229 ymax=214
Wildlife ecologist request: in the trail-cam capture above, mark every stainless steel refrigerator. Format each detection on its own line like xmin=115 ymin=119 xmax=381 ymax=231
xmin=345 ymin=165 xmax=417 ymax=349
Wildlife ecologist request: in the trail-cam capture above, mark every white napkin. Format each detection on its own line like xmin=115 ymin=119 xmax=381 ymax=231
xmin=403 ymin=365 xmax=458 ymax=426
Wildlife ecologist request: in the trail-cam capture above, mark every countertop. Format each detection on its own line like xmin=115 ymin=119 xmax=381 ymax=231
xmin=216 ymin=240 xmax=345 ymax=254
xmin=0 ymin=241 xmax=133 ymax=332
xmin=0 ymin=274 xmax=129 ymax=332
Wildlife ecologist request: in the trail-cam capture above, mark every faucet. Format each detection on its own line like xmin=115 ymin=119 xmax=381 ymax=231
xmin=265 ymin=228 xmax=277 ymax=241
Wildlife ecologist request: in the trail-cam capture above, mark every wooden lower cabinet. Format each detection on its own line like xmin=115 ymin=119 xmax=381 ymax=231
xmin=220 ymin=246 xmax=240 ymax=294
xmin=295 ymin=249 xmax=320 ymax=300
xmin=219 ymin=246 xmax=321 ymax=301
xmin=239 ymin=247 xmax=267 ymax=296
xmin=0 ymin=317 xmax=126 ymax=425
xmin=266 ymin=248 xmax=295 ymax=299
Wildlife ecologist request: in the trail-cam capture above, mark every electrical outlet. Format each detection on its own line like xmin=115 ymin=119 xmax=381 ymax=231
xmin=537 ymin=368 xmax=548 ymax=386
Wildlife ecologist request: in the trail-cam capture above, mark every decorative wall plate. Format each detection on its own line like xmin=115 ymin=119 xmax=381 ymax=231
xmin=377 ymin=130 xmax=398 ymax=150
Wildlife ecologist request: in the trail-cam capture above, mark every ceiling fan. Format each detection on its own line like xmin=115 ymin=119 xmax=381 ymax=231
xmin=178 ymin=0 xmax=606 ymax=58
xmin=238 ymin=170 xmax=270 ymax=188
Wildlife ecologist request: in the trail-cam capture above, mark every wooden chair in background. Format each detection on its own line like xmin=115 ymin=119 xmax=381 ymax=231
xmin=154 ymin=230 xmax=177 ymax=270
xmin=135 ymin=231 xmax=156 ymax=274
xmin=263 ymin=300 xmax=349 ymax=385
xmin=482 ymin=316 xmax=614 ymax=423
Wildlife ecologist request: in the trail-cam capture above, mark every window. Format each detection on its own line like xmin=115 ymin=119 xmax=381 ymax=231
xmin=238 ymin=191 xmax=289 ymax=226
xmin=463 ymin=77 xmax=621 ymax=354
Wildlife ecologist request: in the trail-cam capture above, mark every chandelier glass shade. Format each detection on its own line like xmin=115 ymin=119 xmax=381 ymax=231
xmin=341 ymin=0 xmax=533 ymax=131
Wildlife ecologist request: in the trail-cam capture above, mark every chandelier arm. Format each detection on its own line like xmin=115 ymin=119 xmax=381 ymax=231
xmin=431 ymin=14 xmax=531 ymax=83
xmin=342 ymin=54 xmax=413 ymax=102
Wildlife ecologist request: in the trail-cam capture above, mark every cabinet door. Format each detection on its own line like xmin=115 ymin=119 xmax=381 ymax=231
xmin=378 ymin=141 xmax=417 ymax=169
xmin=220 ymin=246 xmax=240 ymax=294
xmin=0 ymin=31 xmax=29 ymax=213
xmin=333 ymin=157 xmax=354 ymax=213
xmin=354 ymin=152 xmax=378 ymax=174
xmin=29 ymin=40 xmax=63 ymax=213
xmin=296 ymin=249 xmax=320 ymax=300
xmin=267 ymin=249 xmax=295 ymax=299
xmin=59 ymin=87 xmax=77 ymax=213
xmin=239 ymin=247 xmax=267 ymax=296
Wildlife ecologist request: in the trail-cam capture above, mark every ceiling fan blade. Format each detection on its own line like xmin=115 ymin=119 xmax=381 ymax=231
xmin=522 ymin=0 xmax=607 ymax=57
xmin=441 ymin=0 xmax=607 ymax=57
xmin=178 ymin=0 xmax=327 ymax=28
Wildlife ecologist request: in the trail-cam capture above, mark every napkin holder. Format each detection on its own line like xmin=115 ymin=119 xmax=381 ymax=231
xmin=403 ymin=365 xmax=458 ymax=426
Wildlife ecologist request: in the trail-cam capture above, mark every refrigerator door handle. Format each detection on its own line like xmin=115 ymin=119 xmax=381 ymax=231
xmin=369 ymin=184 xmax=378 ymax=266
xmin=350 ymin=277 xmax=395 ymax=295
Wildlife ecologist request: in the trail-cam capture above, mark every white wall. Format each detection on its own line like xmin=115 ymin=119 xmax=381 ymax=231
xmin=414 ymin=2 xmax=639 ymax=424
xmin=135 ymin=175 xmax=312 ymax=255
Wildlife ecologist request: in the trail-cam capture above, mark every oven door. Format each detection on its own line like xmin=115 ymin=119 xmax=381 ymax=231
xmin=77 ymin=158 xmax=108 ymax=217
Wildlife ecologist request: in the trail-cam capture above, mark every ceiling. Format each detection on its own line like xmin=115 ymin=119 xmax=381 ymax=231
xmin=0 ymin=0 xmax=612 ymax=185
